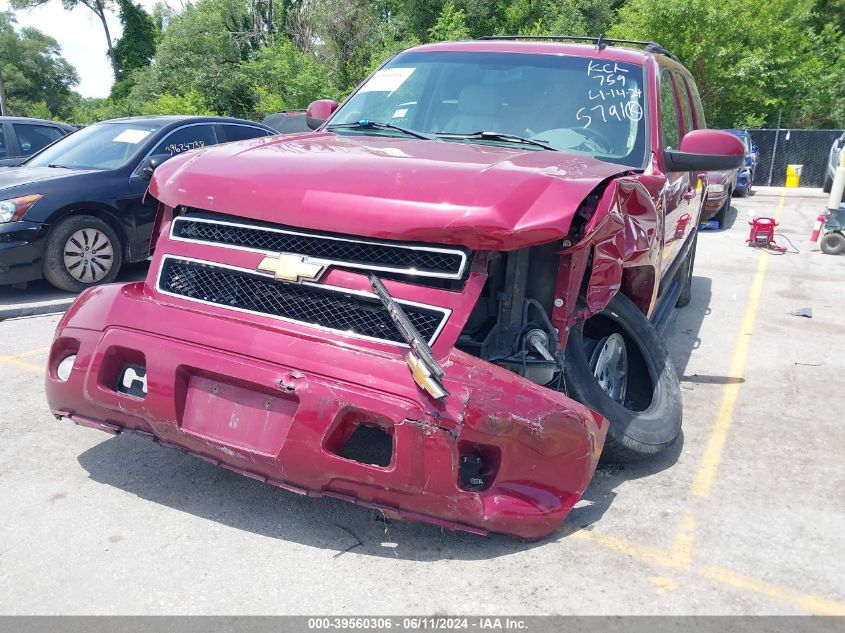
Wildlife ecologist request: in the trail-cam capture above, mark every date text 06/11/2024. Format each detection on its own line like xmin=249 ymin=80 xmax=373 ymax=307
xmin=306 ymin=617 xmax=529 ymax=630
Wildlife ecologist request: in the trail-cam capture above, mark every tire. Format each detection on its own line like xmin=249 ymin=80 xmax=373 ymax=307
xmin=43 ymin=215 xmax=123 ymax=292
xmin=713 ymin=197 xmax=730 ymax=226
xmin=823 ymin=172 xmax=832 ymax=194
xmin=820 ymin=232 xmax=845 ymax=255
xmin=676 ymin=235 xmax=697 ymax=308
xmin=564 ymin=293 xmax=682 ymax=462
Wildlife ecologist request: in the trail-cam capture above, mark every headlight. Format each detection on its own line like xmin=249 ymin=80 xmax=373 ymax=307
xmin=0 ymin=195 xmax=42 ymax=223
xmin=709 ymin=184 xmax=725 ymax=193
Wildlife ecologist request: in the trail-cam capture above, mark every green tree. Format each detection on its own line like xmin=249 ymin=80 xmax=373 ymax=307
xmin=428 ymin=1 xmax=469 ymax=40
xmin=0 ymin=11 xmax=78 ymax=117
xmin=611 ymin=0 xmax=844 ymax=128
xmin=113 ymin=0 xmax=158 ymax=77
xmin=242 ymin=35 xmax=337 ymax=113
xmin=129 ymin=0 xmax=256 ymax=117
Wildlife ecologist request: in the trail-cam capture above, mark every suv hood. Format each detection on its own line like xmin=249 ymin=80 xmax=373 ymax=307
xmin=150 ymin=132 xmax=631 ymax=250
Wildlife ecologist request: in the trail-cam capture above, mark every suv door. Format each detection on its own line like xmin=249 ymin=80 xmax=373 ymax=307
xmin=658 ymin=68 xmax=694 ymax=267
xmin=674 ymin=71 xmax=707 ymax=226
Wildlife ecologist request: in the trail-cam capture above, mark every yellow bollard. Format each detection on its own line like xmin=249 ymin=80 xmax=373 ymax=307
xmin=786 ymin=164 xmax=803 ymax=187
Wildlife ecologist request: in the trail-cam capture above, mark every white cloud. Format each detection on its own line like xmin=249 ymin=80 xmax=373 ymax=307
xmin=0 ymin=0 xmax=159 ymax=98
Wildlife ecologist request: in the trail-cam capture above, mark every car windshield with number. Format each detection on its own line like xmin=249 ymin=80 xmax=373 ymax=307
xmin=27 ymin=122 xmax=162 ymax=171
xmin=330 ymin=50 xmax=647 ymax=167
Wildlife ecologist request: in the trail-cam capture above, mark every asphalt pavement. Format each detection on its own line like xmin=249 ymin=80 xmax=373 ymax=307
xmin=0 ymin=187 xmax=842 ymax=615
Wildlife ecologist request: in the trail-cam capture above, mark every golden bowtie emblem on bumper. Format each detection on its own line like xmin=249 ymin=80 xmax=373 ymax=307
xmin=257 ymin=253 xmax=324 ymax=282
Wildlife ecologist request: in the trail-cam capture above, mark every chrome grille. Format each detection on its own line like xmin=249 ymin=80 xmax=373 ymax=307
xmin=171 ymin=215 xmax=468 ymax=279
xmin=157 ymin=257 xmax=448 ymax=346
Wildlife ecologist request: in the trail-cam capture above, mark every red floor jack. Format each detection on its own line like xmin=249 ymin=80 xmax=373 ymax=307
xmin=747 ymin=217 xmax=787 ymax=253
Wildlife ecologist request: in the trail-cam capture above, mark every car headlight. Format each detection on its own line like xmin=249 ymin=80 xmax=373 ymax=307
xmin=0 ymin=195 xmax=42 ymax=223
xmin=709 ymin=184 xmax=725 ymax=193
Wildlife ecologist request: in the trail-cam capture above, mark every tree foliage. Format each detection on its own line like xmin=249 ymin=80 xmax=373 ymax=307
xmin=7 ymin=0 xmax=839 ymax=129
xmin=0 ymin=11 xmax=78 ymax=117
xmin=611 ymin=0 xmax=845 ymax=128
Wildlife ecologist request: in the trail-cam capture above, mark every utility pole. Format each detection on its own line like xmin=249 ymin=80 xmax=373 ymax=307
xmin=0 ymin=70 xmax=8 ymax=116
xmin=766 ymin=109 xmax=782 ymax=187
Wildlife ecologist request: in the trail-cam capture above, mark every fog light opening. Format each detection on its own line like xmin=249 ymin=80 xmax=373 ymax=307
xmin=336 ymin=424 xmax=393 ymax=468
xmin=56 ymin=355 xmax=76 ymax=382
xmin=458 ymin=442 xmax=501 ymax=492
xmin=117 ymin=364 xmax=147 ymax=399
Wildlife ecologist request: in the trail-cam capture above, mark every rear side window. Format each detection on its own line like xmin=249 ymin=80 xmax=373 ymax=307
xmin=218 ymin=124 xmax=273 ymax=143
xmin=0 ymin=126 xmax=7 ymax=158
xmin=659 ymin=70 xmax=681 ymax=150
xmin=151 ymin=124 xmax=217 ymax=157
xmin=12 ymin=123 xmax=64 ymax=156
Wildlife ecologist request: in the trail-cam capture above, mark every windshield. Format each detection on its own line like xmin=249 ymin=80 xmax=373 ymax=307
xmin=331 ymin=50 xmax=647 ymax=167
xmin=27 ymin=122 xmax=162 ymax=171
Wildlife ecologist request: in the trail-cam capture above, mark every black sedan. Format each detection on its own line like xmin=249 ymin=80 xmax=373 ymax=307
xmin=0 ymin=115 xmax=276 ymax=291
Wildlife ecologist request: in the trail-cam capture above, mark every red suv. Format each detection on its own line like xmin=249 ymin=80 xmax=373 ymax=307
xmin=46 ymin=38 xmax=743 ymax=540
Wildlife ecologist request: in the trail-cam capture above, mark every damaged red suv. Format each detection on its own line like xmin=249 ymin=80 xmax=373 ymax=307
xmin=45 ymin=38 xmax=743 ymax=540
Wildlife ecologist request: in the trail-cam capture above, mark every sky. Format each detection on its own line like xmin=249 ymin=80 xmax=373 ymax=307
xmin=0 ymin=0 xmax=158 ymax=98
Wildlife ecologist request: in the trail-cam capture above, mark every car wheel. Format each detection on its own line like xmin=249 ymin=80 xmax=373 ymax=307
xmin=820 ymin=232 xmax=845 ymax=255
xmin=43 ymin=215 xmax=124 ymax=292
xmin=676 ymin=234 xmax=697 ymax=308
xmin=564 ymin=293 xmax=683 ymax=462
xmin=823 ymin=172 xmax=832 ymax=194
xmin=713 ymin=197 xmax=730 ymax=226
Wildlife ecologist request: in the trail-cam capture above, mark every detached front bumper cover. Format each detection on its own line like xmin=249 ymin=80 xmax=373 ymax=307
xmin=47 ymin=282 xmax=606 ymax=540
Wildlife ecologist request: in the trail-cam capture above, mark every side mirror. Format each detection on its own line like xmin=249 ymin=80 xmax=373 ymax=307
xmin=139 ymin=154 xmax=169 ymax=178
xmin=664 ymin=129 xmax=745 ymax=172
xmin=306 ymin=99 xmax=339 ymax=130
xmin=752 ymin=144 xmax=760 ymax=153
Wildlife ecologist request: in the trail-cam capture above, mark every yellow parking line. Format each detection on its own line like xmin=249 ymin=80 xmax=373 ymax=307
xmin=0 ymin=348 xmax=48 ymax=374
xmin=572 ymin=528 xmax=845 ymax=614
xmin=0 ymin=356 xmax=43 ymax=373
xmin=690 ymin=193 xmax=786 ymax=498
xmin=700 ymin=565 xmax=845 ymax=616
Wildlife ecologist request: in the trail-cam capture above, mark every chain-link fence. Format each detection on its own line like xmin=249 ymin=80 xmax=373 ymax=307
xmin=748 ymin=128 xmax=842 ymax=188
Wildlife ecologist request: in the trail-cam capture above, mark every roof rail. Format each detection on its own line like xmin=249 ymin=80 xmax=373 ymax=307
xmin=476 ymin=34 xmax=681 ymax=63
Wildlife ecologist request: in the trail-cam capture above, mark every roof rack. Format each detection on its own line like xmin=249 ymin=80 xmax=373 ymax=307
xmin=476 ymin=34 xmax=681 ymax=63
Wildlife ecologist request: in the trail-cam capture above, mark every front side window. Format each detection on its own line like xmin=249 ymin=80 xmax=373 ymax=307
xmin=659 ymin=70 xmax=681 ymax=150
xmin=673 ymin=72 xmax=694 ymax=137
xmin=13 ymin=123 xmax=64 ymax=156
xmin=27 ymin=122 xmax=162 ymax=170
xmin=330 ymin=51 xmax=648 ymax=167
xmin=150 ymin=125 xmax=216 ymax=158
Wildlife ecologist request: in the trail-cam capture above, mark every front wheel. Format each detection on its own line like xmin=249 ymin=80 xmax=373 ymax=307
xmin=43 ymin=215 xmax=123 ymax=292
xmin=564 ymin=293 xmax=683 ymax=462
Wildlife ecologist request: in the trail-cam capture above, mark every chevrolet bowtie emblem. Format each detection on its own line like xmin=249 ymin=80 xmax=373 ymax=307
xmin=257 ymin=253 xmax=324 ymax=282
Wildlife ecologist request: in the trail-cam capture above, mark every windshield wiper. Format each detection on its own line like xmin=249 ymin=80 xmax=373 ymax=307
xmin=47 ymin=164 xmax=73 ymax=169
xmin=368 ymin=273 xmax=448 ymax=400
xmin=326 ymin=120 xmax=435 ymax=141
xmin=437 ymin=131 xmax=557 ymax=151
